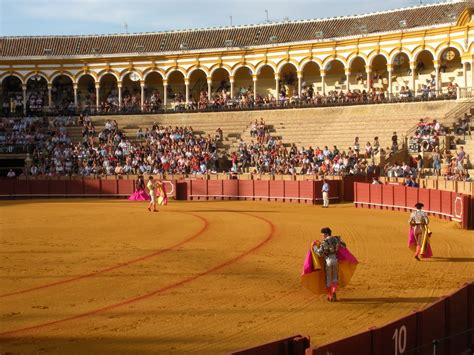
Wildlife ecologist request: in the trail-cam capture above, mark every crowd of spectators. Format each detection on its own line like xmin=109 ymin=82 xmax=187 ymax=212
xmin=408 ymin=118 xmax=447 ymax=153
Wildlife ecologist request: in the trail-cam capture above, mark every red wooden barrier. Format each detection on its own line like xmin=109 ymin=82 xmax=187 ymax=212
xmin=238 ymin=180 xmax=254 ymax=201
xmin=354 ymin=182 xmax=370 ymax=207
xmin=406 ymin=187 xmax=419 ymax=210
xmin=284 ymin=181 xmax=299 ymax=203
xmin=445 ymin=286 xmax=469 ymax=354
xmin=469 ymin=282 xmax=474 ymax=347
xmin=440 ymin=190 xmax=452 ymax=220
xmin=83 ymin=179 xmax=100 ymax=195
xmin=254 ymin=180 xmax=270 ymax=201
xmin=229 ymin=334 xmax=309 ymax=355
xmin=371 ymin=312 xmax=418 ymax=355
xmin=117 ymin=179 xmax=134 ymax=196
xmin=29 ymin=180 xmax=49 ymax=195
xmin=371 ymin=183 xmax=382 ymax=207
xmin=270 ymin=180 xmax=284 ymax=202
xmin=309 ymin=330 xmax=372 ymax=355
xmin=299 ymin=181 xmax=315 ymax=204
xmin=0 ymin=180 xmax=14 ymax=196
xmin=382 ymin=184 xmax=394 ymax=209
xmin=430 ymin=189 xmax=442 ymax=214
xmin=393 ymin=185 xmax=407 ymax=210
xmin=416 ymin=298 xmax=446 ymax=355
xmin=66 ymin=180 xmax=83 ymax=195
xmin=207 ymin=180 xmax=223 ymax=200
xmin=49 ymin=180 xmax=67 ymax=196
xmin=190 ymin=179 xmax=207 ymax=200
xmin=223 ymin=179 xmax=239 ymax=200
xmin=418 ymin=188 xmax=430 ymax=213
xmin=14 ymin=180 xmax=30 ymax=195
xmin=100 ymin=180 xmax=118 ymax=196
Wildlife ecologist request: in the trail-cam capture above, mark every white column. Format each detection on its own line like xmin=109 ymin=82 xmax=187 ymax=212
xmin=73 ymin=83 xmax=78 ymax=107
xmin=230 ymin=76 xmax=234 ymax=99
xmin=410 ymin=62 xmax=416 ymax=94
xmin=140 ymin=81 xmax=145 ymax=111
xmin=253 ymin=74 xmax=257 ymax=99
xmin=387 ymin=65 xmax=393 ymax=98
xmin=275 ymin=74 xmax=279 ymax=99
xmin=297 ymin=71 xmax=302 ymax=96
xmin=22 ymin=84 xmax=27 ymax=114
xmin=163 ymin=82 xmax=168 ymax=108
xmin=185 ymin=79 xmax=189 ymax=105
xmin=365 ymin=65 xmax=371 ymax=91
xmin=463 ymin=61 xmax=468 ymax=89
xmin=47 ymin=83 xmax=52 ymax=108
xmin=117 ymin=82 xmax=122 ymax=108
xmin=207 ymin=79 xmax=212 ymax=101
xmin=434 ymin=65 xmax=440 ymax=93
xmin=345 ymin=69 xmax=351 ymax=91
xmin=95 ymin=83 xmax=100 ymax=109
xmin=321 ymin=71 xmax=326 ymax=95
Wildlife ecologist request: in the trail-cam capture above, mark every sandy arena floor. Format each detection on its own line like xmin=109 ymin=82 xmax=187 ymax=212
xmin=0 ymin=199 xmax=473 ymax=354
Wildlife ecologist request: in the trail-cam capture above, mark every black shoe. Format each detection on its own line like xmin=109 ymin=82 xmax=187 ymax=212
xmin=415 ymin=255 xmax=420 ymax=261
xmin=331 ymin=293 xmax=337 ymax=302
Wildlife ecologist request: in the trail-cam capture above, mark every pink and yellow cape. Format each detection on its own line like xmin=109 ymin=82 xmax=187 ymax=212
xmin=408 ymin=226 xmax=433 ymax=258
xmin=301 ymin=243 xmax=358 ymax=295
xmin=157 ymin=182 xmax=168 ymax=206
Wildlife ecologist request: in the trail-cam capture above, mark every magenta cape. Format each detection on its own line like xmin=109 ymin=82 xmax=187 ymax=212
xmin=408 ymin=226 xmax=433 ymax=258
xmin=128 ymin=189 xmax=150 ymax=201
xmin=301 ymin=244 xmax=358 ymax=295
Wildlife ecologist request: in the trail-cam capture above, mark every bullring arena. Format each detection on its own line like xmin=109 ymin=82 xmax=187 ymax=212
xmin=1 ymin=0 xmax=474 ymax=354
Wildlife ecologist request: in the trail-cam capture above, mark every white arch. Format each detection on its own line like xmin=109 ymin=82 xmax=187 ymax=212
xmin=389 ymin=50 xmax=412 ymax=65
xmin=98 ymin=71 xmax=119 ymax=82
xmin=0 ymin=73 xmax=24 ymax=85
xmin=120 ymin=71 xmax=143 ymax=82
xmin=210 ymin=66 xmax=231 ymax=78
xmin=368 ymin=52 xmax=389 ymax=67
xmin=435 ymin=45 xmax=462 ymax=62
xmin=50 ymin=72 xmax=75 ymax=84
xmin=24 ymin=72 xmax=48 ymax=84
xmin=277 ymin=61 xmax=298 ymax=74
xmin=322 ymin=57 xmax=346 ymax=71
xmin=255 ymin=63 xmax=276 ymax=76
xmin=300 ymin=59 xmax=322 ymax=73
xmin=231 ymin=65 xmax=255 ymax=77
xmin=143 ymin=70 xmax=165 ymax=81
xmin=76 ymin=72 xmax=97 ymax=83
xmin=165 ymin=68 xmax=186 ymax=80
xmin=412 ymin=48 xmax=436 ymax=63
xmin=347 ymin=55 xmax=367 ymax=69
xmin=186 ymin=67 xmax=209 ymax=80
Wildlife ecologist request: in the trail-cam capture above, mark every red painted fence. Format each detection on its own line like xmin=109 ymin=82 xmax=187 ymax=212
xmin=354 ymin=183 xmax=472 ymax=229
xmin=307 ymin=282 xmax=474 ymax=355
xmin=0 ymin=179 xmax=176 ymax=199
xmin=186 ymin=179 xmax=341 ymax=204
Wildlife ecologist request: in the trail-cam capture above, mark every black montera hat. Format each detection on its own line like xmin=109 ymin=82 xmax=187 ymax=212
xmin=320 ymin=227 xmax=332 ymax=235
xmin=415 ymin=202 xmax=424 ymax=209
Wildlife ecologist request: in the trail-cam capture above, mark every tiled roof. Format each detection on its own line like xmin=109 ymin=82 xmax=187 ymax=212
xmin=0 ymin=1 xmax=471 ymax=58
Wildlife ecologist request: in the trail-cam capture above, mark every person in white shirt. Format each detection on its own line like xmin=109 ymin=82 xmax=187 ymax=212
xmin=6 ymin=169 xmax=16 ymax=178
xmin=321 ymin=179 xmax=330 ymax=208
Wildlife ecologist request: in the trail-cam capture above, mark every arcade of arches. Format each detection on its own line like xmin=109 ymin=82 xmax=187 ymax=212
xmin=0 ymin=46 xmax=471 ymax=113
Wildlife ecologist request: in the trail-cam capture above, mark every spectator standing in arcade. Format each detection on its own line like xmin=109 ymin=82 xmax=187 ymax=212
xmin=321 ymin=179 xmax=330 ymax=208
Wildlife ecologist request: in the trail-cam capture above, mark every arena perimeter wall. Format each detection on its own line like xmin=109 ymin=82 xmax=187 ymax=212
xmin=354 ymin=182 xmax=473 ymax=230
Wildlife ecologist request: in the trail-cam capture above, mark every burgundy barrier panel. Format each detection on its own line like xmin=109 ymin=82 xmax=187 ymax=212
xmin=238 ymin=180 xmax=254 ymax=200
xmin=440 ymin=190 xmax=452 ymax=219
xmin=382 ymin=184 xmax=394 ymax=208
xmin=100 ymin=180 xmax=118 ymax=196
xmin=270 ymin=180 xmax=284 ymax=202
xmin=284 ymin=181 xmax=299 ymax=203
xmin=299 ymin=181 xmax=315 ymax=204
xmin=371 ymin=184 xmax=382 ymax=206
xmin=354 ymin=183 xmax=472 ymax=229
xmin=223 ymin=180 xmax=239 ymax=200
xmin=29 ymin=180 xmax=49 ymax=195
xmin=343 ymin=176 xmax=367 ymax=202
xmin=0 ymin=180 xmax=14 ymax=196
xmin=445 ymin=286 xmax=469 ymax=354
xmin=393 ymin=185 xmax=407 ymax=210
xmin=471 ymin=197 xmax=474 ymax=229
xmin=14 ymin=180 xmax=30 ymax=195
xmin=49 ymin=180 xmax=67 ymax=195
xmin=83 ymin=179 xmax=101 ymax=195
xmin=469 ymin=283 xmax=474 ymax=346
xmin=406 ymin=187 xmax=419 ymax=209
xmin=229 ymin=335 xmax=309 ymax=355
xmin=328 ymin=180 xmax=340 ymax=203
xmin=190 ymin=179 xmax=207 ymax=201
xmin=309 ymin=330 xmax=372 ymax=355
xmin=372 ymin=312 xmax=418 ymax=355
xmin=66 ymin=180 xmax=83 ymax=195
xmin=207 ymin=180 xmax=223 ymax=200
xmin=117 ymin=179 xmax=134 ymax=196
xmin=418 ymin=188 xmax=430 ymax=212
xmin=430 ymin=189 xmax=442 ymax=214
xmin=417 ymin=298 xmax=446 ymax=355
xmin=254 ymin=180 xmax=270 ymax=201
xmin=176 ymin=181 xmax=188 ymax=200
